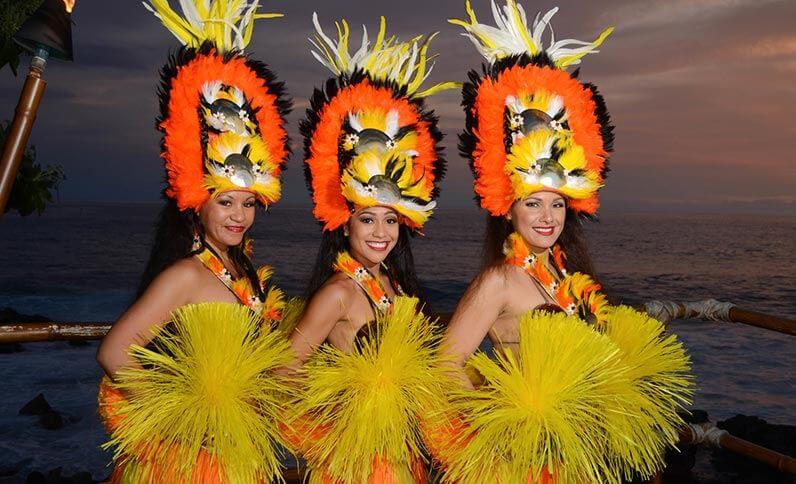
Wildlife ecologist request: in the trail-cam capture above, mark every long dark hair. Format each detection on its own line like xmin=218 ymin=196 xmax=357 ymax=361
xmin=136 ymin=199 xmax=265 ymax=301
xmin=481 ymin=208 xmax=597 ymax=279
xmin=304 ymin=225 xmax=421 ymax=301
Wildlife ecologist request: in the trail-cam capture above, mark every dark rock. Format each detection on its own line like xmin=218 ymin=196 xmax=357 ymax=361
xmin=0 ymin=307 xmax=49 ymax=323
xmin=662 ymin=408 xmax=709 ymax=478
xmin=663 ymin=442 xmax=698 ymax=477
xmin=25 ymin=471 xmax=46 ymax=484
xmin=19 ymin=394 xmax=66 ymax=430
xmin=38 ymin=410 xmax=64 ymax=430
xmin=69 ymin=472 xmax=95 ymax=484
xmin=0 ymin=458 xmax=31 ymax=477
xmin=25 ymin=468 xmax=98 ymax=484
xmin=19 ymin=393 xmax=52 ymax=416
xmin=717 ymin=415 xmax=795 ymax=456
xmin=684 ymin=409 xmax=710 ymax=425
xmin=0 ymin=343 xmax=24 ymax=353
xmin=709 ymin=414 xmax=796 ymax=484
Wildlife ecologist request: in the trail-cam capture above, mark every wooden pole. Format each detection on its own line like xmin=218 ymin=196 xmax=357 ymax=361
xmin=0 ymin=322 xmax=111 ymax=343
xmin=680 ymin=424 xmax=796 ymax=474
xmin=728 ymin=307 xmax=795 ymax=336
xmin=0 ymin=52 xmax=48 ymax=216
xmin=640 ymin=301 xmax=795 ymax=336
xmin=1 ymin=304 xmax=795 ymax=343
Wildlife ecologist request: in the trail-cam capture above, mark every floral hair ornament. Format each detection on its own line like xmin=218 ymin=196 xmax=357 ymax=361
xmin=145 ymin=0 xmax=291 ymax=212
xmin=452 ymin=0 xmax=615 ymax=216
xmin=302 ymin=14 xmax=458 ymax=231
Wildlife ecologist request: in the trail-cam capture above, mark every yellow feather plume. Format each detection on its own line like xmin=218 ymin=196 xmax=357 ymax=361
xmin=596 ymin=305 xmax=694 ymax=480
xmin=440 ymin=310 xmax=631 ymax=483
xmin=449 ymin=0 xmax=613 ymax=68
xmin=275 ymin=297 xmax=306 ymax=335
xmin=288 ymin=297 xmax=446 ymax=483
xmin=103 ymin=302 xmax=295 ymax=483
xmin=144 ymin=0 xmax=283 ymax=53
xmin=310 ymin=13 xmax=458 ymax=97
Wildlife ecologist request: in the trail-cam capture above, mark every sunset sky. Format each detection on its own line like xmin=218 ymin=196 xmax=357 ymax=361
xmin=1 ymin=0 xmax=794 ymax=213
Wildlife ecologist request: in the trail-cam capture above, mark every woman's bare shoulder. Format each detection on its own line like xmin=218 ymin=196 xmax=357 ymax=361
xmin=311 ymin=273 xmax=358 ymax=305
xmin=148 ymin=257 xmax=206 ymax=292
xmin=471 ymin=264 xmax=515 ymax=291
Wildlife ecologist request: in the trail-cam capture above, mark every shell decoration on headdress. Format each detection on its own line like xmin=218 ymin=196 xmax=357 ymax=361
xmin=452 ymin=0 xmax=614 ymax=216
xmin=145 ymin=0 xmax=291 ymax=212
xmin=302 ymin=14 xmax=458 ymax=231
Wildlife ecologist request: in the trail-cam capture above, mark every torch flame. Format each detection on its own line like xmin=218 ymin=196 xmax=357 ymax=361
xmin=62 ymin=0 xmax=75 ymax=13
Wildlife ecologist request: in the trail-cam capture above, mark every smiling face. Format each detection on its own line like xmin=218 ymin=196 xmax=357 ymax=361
xmin=346 ymin=206 xmax=400 ymax=269
xmin=507 ymin=191 xmax=566 ymax=253
xmin=198 ymin=190 xmax=256 ymax=250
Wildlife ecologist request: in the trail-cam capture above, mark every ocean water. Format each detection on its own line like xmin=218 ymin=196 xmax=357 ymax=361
xmin=0 ymin=203 xmax=794 ymax=480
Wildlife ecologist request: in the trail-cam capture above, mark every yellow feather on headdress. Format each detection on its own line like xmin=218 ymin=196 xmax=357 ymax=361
xmin=310 ymin=13 xmax=458 ymax=97
xmin=449 ymin=0 xmax=613 ymax=68
xmin=144 ymin=0 xmax=284 ymax=53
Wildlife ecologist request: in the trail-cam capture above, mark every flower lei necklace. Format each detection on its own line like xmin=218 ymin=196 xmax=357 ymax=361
xmin=333 ymin=251 xmax=400 ymax=314
xmin=503 ymin=232 xmax=609 ymax=326
xmin=195 ymin=246 xmax=284 ymax=322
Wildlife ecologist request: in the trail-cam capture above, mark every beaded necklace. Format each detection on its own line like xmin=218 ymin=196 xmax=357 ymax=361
xmin=195 ymin=246 xmax=284 ymax=322
xmin=333 ymin=250 xmax=403 ymax=314
xmin=503 ymin=232 xmax=609 ymax=326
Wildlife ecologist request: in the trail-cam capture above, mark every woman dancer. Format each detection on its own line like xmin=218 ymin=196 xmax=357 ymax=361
xmin=96 ymin=1 xmax=293 ymax=482
xmin=427 ymin=2 xmax=692 ymax=482
xmin=282 ymin=13 xmax=454 ymax=483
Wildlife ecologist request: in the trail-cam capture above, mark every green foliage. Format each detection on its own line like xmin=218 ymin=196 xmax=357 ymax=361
xmin=1 ymin=120 xmax=65 ymax=216
xmin=0 ymin=0 xmax=45 ymax=75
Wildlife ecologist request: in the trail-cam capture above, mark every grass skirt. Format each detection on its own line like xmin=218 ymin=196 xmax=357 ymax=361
xmin=98 ymin=302 xmax=295 ymax=483
xmin=284 ymin=297 xmax=446 ymax=483
xmin=425 ymin=309 xmax=692 ymax=483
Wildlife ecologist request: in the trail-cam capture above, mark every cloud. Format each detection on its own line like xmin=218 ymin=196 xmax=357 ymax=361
xmin=605 ymin=0 xmax=785 ymax=32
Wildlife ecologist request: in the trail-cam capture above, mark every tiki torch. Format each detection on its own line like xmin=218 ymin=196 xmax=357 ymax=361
xmin=0 ymin=0 xmax=75 ymax=217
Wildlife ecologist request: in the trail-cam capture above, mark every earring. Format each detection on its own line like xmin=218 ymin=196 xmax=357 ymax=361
xmin=191 ymin=233 xmax=202 ymax=251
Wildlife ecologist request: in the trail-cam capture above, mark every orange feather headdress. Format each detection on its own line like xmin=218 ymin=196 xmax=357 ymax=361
xmin=302 ymin=14 xmax=457 ymax=231
xmin=451 ymin=0 xmax=614 ymax=216
xmin=145 ymin=1 xmax=291 ymax=212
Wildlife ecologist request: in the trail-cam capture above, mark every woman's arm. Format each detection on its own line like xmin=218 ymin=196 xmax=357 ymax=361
xmin=442 ymin=268 xmax=507 ymax=368
xmin=285 ymin=282 xmax=348 ymax=372
xmin=96 ymin=260 xmax=198 ymax=378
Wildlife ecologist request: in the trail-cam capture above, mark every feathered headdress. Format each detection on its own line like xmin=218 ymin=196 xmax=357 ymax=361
xmin=302 ymin=14 xmax=457 ymax=231
xmin=451 ymin=0 xmax=614 ymax=216
xmin=145 ymin=0 xmax=291 ymax=211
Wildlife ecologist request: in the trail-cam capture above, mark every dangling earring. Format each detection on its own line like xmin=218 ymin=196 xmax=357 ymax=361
xmin=343 ymin=226 xmax=350 ymax=237
xmin=189 ymin=211 xmax=203 ymax=252
xmin=192 ymin=231 xmax=203 ymax=252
